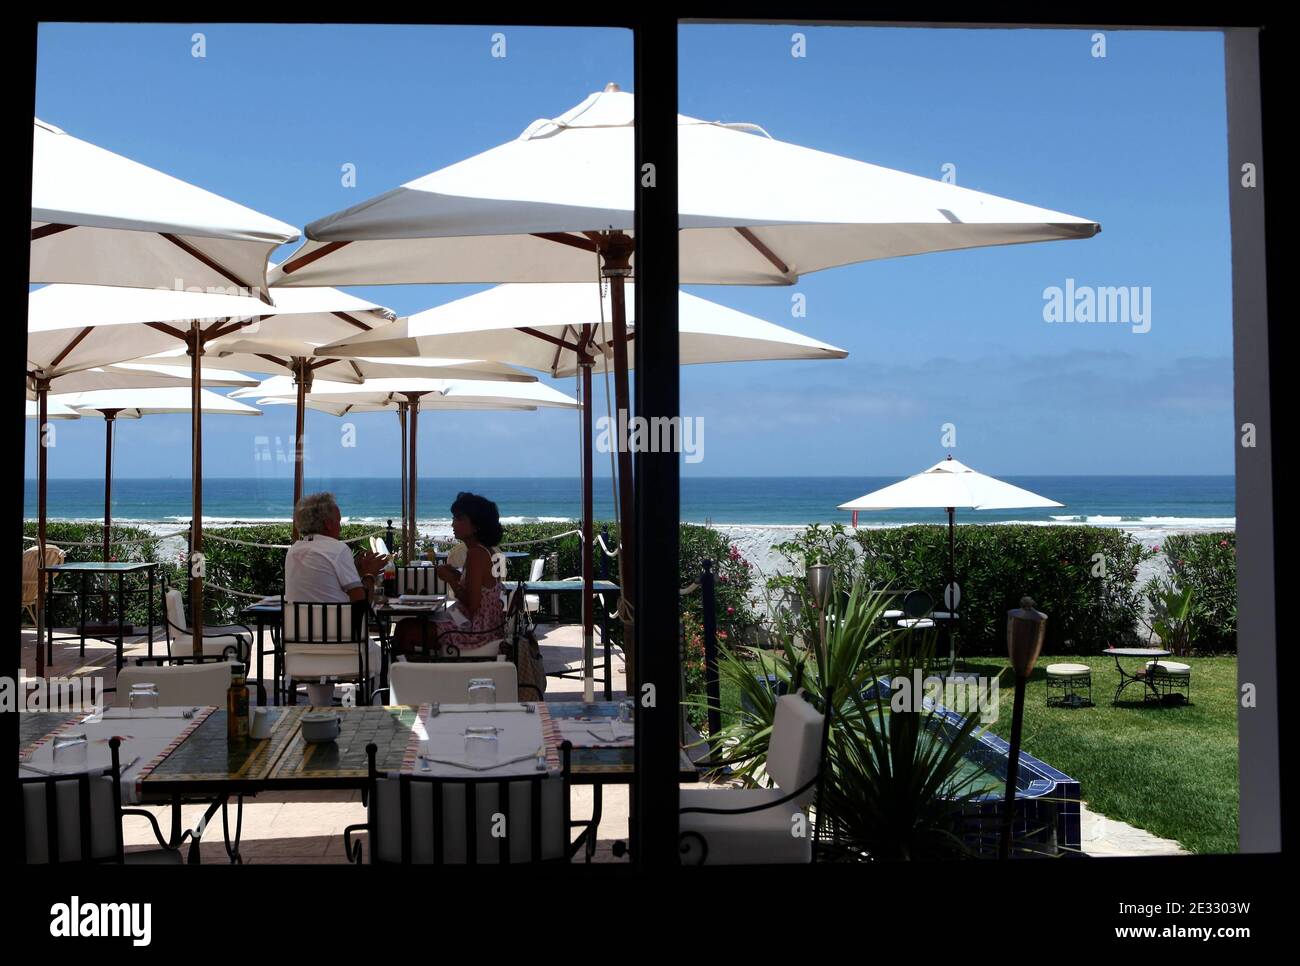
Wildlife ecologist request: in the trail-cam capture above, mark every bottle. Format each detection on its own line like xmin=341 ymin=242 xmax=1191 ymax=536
xmin=227 ymin=662 xmax=250 ymax=741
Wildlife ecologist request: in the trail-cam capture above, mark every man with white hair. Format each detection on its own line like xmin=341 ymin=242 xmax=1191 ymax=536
xmin=285 ymin=492 xmax=387 ymax=704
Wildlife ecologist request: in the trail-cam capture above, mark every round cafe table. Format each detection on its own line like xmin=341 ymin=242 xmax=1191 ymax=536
xmin=1103 ymin=647 xmax=1172 ymax=704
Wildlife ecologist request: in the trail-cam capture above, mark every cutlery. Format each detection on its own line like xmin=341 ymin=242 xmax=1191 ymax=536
xmin=418 ymin=751 xmax=542 ymax=772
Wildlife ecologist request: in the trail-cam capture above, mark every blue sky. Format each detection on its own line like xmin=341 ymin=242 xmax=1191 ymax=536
xmin=29 ymin=23 xmax=1232 ymax=481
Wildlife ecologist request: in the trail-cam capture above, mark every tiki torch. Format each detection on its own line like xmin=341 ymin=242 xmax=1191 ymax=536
xmin=1000 ymin=596 xmax=1046 ymax=859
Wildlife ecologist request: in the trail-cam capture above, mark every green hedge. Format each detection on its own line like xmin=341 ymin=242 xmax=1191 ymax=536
xmin=852 ymin=524 xmax=1150 ymax=656
xmin=1143 ymin=532 xmax=1237 ymax=652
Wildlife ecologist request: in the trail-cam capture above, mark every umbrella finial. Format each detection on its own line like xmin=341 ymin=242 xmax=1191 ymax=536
xmin=604 ymin=81 xmax=621 ymax=92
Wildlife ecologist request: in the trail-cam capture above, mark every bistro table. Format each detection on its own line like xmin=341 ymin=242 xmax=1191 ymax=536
xmin=517 ymin=580 xmax=621 ymax=700
xmin=1103 ymin=647 xmax=1174 ymax=704
xmin=40 ymin=561 xmax=159 ymax=671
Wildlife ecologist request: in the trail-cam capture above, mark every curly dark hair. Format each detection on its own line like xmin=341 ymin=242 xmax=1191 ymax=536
xmin=450 ymin=491 xmax=503 ymax=547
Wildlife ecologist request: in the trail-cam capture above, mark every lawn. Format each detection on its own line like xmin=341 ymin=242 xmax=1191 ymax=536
xmin=705 ymin=653 xmax=1240 ymax=855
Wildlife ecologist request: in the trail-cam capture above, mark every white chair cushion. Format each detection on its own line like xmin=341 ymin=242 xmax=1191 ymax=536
xmin=883 ymin=609 xmax=903 ymax=619
xmin=371 ymin=775 xmax=566 ymax=863
xmin=1146 ymin=660 xmax=1191 ymax=674
xmin=170 ymin=632 xmax=246 ymax=661
xmin=388 ymin=661 xmax=519 ymax=705
xmin=898 ymin=618 xmax=935 ymax=629
xmin=115 ymin=663 xmax=231 ymax=708
xmin=767 ymin=693 xmax=825 ymax=806
xmin=1046 ymin=663 xmax=1091 ymax=676
xmin=285 ymin=641 xmax=383 ymax=681
xmin=678 ymin=788 xmax=812 ymax=864
xmin=932 ymin=611 xmax=959 ymax=620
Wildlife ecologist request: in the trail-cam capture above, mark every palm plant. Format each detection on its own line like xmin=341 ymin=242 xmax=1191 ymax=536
xmin=701 ymin=572 xmax=1024 ymax=860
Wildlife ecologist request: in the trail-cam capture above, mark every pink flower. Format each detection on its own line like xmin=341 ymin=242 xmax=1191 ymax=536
xmin=1152 ymin=544 xmax=1161 ymax=553
xmin=1220 ymin=540 xmax=1230 ymax=548
xmin=727 ymin=606 xmax=735 ymax=615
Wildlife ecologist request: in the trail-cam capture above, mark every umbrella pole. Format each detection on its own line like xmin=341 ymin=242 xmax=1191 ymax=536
xmin=602 ymin=233 xmax=637 ymax=684
xmin=291 ymin=357 xmax=309 ymax=540
xmin=948 ymin=506 xmax=956 ymax=672
xmin=188 ymin=321 xmax=204 ymax=657
xmin=406 ymin=393 xmax=420 ymax=561
xmin=100 ymin=411 xmax=117 ymax=623
xmin=397 ymin=402 xmax=408 ymax=561
xmin=580 ymin=332 xmax=595 ymax=703
xmin=35 ymin=380 xmax=49 ymax=679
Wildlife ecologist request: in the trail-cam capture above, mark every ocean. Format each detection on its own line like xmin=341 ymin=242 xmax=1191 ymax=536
xmin=24 ymin=475 xmax=1235 ymax=531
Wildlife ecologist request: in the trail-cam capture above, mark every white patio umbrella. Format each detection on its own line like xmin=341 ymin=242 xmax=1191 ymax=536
xmin=28 ymin=282 xmax=410 ymax=650
xmin=26 ymin=399 xmax=79 ymax=419
xmin=315 ymin=282 xmax=848 ymax=697
xmin=26 ymin=362 xmax=256 ymax=399
xmin=272 ymin=84 xmax=1099 ymax=681
xmin=31 ymin=118 xmax=299 ymax=299
xmin=838 ymin=455 xmax=1065 ymax=613
xmin=56 ymin=387 xmax=261 ymax=625
xmin=233 ymin=376 xmax=577 ymax=556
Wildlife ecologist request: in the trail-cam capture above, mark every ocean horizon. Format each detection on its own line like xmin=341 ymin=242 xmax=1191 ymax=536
xmin=24 ymin=475 xmax=1236 ymax=531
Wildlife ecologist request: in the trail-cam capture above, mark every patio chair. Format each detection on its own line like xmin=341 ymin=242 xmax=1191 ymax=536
xmin=1045 ymin=663 xmax=1093 ymax=708
xmin=158 ymin=585 xmax=254 ymax=665
xmin=371 ymin=659 xmax=518 ymax=705
xmin=395 ymin=563 xmax=445 ymax=597
xmin=678 ymin=690 xmax=831 ymax=865
xmin=343 ymin=740 xmax=575 ymax=864
xmin=1145 ymin=660 xmax=1191 ymax=704
xmin=523 ymin=557 xmax=545 ymax=614
xmin=22 ymin=543 xmax=65 ymax=625
xmin=20 ymin=736 xmax=201 ymax=864
xmin=282 ymin=599 xmax=383 ymax=706
xmin=896 ymin=589 xmax=936 ymax=629
xmin=114 ymin=662 xmax=241 ymax=709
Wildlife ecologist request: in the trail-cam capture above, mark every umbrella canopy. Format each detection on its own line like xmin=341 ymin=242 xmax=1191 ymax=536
xmin=54 ymin=387 xmax=260 ymax=604
xmin=26 ymin=361 xmax=256 ymax=399
xmin=27 ymin=282 xmax=401 ymax=382
xmin=60 ymin=386 xmax=262 ymax=419
xmin=838 ymin=456 xmax=1064 ymax=620
xmin=837 ymin=457 xmax=1065 ymax=512
xmin=313 ymin=283 xmax=848 ymax=376
xmin=270 ymin=86 xmax=1098 ymax=288
xmin=31 ymin=118 xmax=299 ymax=299
xmin=25 ymin=399 xmax=79 ymax=419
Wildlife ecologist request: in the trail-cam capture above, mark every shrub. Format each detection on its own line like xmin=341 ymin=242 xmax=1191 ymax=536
xmin=850 ymin=524 xmax=1149 ymax=656
xmin=1142 ymin=532 xmax=1236 ymax=653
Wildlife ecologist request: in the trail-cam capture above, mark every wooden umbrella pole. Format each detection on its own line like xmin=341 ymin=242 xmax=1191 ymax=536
xmin=397 ymin=401 xmax=408 ymax=561
xmin=291 ymin=358 xmax=314 ymax=540
xmin=100 ymin=411 xmax=118 ymax=624
xmin=35 ymin=380 xmax=49 ymax=679
xmin=580 ymin=327 xmax=596 ymax=703
xmin=188 ymin=321 xmax=204 ymax=657
xmin=602 ymin=232 xmax=637 ymax=682
xmin=406 ymin=393 xmax=420 ymax=561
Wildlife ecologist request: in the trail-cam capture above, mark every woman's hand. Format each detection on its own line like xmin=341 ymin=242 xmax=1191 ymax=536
xmin=436 ymin=564 xmax=460 ymax=588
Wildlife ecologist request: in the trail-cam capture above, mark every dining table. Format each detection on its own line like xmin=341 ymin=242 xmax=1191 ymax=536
xmin=1102 ymin=647 xmax=1174 ymax=704
xmin=18 ymin=700 xmax=696 ymax=863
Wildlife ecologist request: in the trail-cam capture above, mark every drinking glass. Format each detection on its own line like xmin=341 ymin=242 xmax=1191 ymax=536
xmin=467 ymin=678 xmax=496 ymax=706
xmin=618 ymin=699 xmax=634 ymax=723
xmin=129 ymin=683 xmax=160 ymax=711
xmin=52 ymin=732 xmax=88 ymax=769
xmin=463 ymin=726 xmax=499 ymax=764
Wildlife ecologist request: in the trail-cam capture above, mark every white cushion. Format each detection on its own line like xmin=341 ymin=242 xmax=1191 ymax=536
xmin=388 ymin=662 xmax=519 ymax=705
xmin=528 ymin=558 xmax=545 ymax=581
xmin=169 ymin=632 xmax=246 ymax=661
xmin=115 ymin=663 xmax=231 ymax=708
xmin=883 ymin=609 xmax=903 ymax=619
xmin=932 ymin=611 xmax=959 ymax=620
xmin=370 ymin=774 xmax=566 ymax=863
xmin=283 ymin=603 xmax=362 ymax=643
xmin=1146 ymin=661 xmax=1191 ymax=675
xmin=1046 ymin=663 xmax=1091 ymax=676
xmin=285 ymin=640 xmax=383 ymax=681
xmin=767 ymin=693 xmax=824 ymax=807
xmin=678 ymin=787 xmax=812 ymax=864
xmin=898 ymin=618 xmax=935 ymax=629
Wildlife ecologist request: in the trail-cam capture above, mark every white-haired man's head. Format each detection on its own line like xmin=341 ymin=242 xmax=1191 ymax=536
xmin=295 ymin=492 xmax=342 ymax=539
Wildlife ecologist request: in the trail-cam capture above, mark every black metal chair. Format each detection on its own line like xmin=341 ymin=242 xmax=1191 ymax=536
xmin=343 ymin=740 xmax=576 ymax=864
xmin=281 ymin=599 xmax=381 ymax=705
xmin=158 ymin=584 xmax=254 ymax=666
xmin=19 ymin=736 xmax=203 ymax=864
xmin=394 ymin=564 xmax=445 ymax=597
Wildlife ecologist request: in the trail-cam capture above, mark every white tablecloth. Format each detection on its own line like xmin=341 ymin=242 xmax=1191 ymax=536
xmin=413 ymin=705 xmax=549 ymax=778
xmin=18 ymin=707 xmax=210 ymax=804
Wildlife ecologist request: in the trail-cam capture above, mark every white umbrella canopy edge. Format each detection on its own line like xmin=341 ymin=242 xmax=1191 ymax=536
xmin=270 ymin=88 xmax=1099 ymax=288
xmin=25 ymin=399 xmax=79 ymax=419
xmin=312 ymin=284 xmax=849 ymax=374
xmin=31 ymin=118 xmax=300 ymax=299
xmin=837 ymin=457 xmax=1065 ymax=511
xmin=58 ymin=386 xmax=264 ymax=417
xmin=24 ymin=362 xmax=257 ymax=400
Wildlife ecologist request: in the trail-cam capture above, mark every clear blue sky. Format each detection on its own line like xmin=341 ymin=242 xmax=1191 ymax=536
xmin=29 ymin=23 xmax=1232 ymax=481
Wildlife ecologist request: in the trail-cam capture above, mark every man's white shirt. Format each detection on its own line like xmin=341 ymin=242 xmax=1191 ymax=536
xmin=284 ymin=534 xmax=362 ymax=602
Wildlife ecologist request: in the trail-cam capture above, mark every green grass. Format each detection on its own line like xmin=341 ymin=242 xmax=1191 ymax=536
xmin=703 ymin=653 xmax=1240 ymax=855
xmin=960 ymin=654 xmax=1239 ymax=855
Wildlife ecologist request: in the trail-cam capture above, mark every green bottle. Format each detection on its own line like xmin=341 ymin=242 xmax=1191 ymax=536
xmin=227 ymin=662 xmax=250 ymax=741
